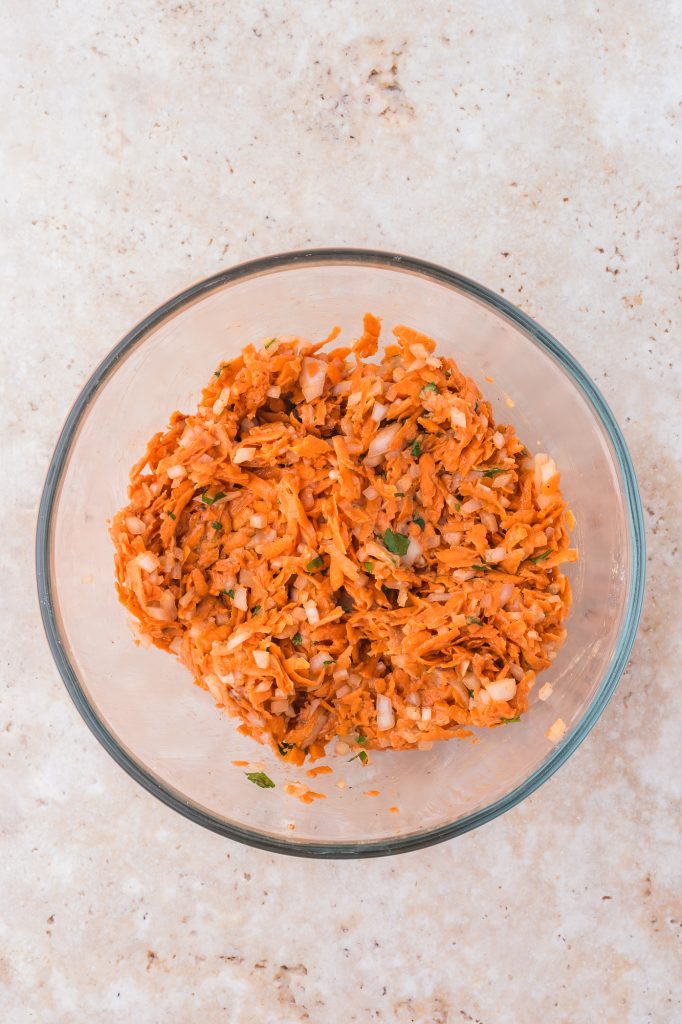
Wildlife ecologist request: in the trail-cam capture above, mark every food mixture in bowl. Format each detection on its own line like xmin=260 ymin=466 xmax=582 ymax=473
xmin=111 ymin=315 xmax=577 ymax=763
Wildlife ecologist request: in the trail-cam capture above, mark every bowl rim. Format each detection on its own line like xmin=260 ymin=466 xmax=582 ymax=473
xmin=35 ymin=247 xmax=646 ymax=859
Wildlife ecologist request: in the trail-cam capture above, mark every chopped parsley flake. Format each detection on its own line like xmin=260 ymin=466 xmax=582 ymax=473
xmin=382 ymin=529 xmax=410 ymax=556
xmin=264 ymin=337 xmax=277 ymax=349
xmin=356 ymin=733 xmax=367 ymax=745
xmin=245 ymin=771 xmax=275 ymax=788
xmin=466 ymin=616 xmax=483 ymax=625
xmin=499 ymin=715 xmax=521 ymax=724
xmin=363 ymin=561 xmax=374 ymax=574
xmin=478 ymin=467 xmax=507 ymax=479
xmin=413 ymin=515 xmax=426 ymax=530
xmin=223 ymin=588 xmax=235 ymax=598
xmin=348 ymin=750 xmax=368 ymax=765
xmin=277 ymin=741 xmax=293 ymax=756
xmin=467 ymin=688 xmax=475 ymax=699
xmin=453 ymin=502 xmax=461 ymax=512
xmin=421 ymin=382 xmax=438 ymax=396
xmin=471 ymin=563 xmax=492 ymax=572
xmin=395 ymin=491 xmax=405 ymax=497
xmin=251 ymin=605 xmax=261 ymax=616
xmin=292 ymin=632 xmax=302 ymax=646
xmin=306 ymin=555 xmax=324 ymax=572
xmin=411 ymin=438 xmax=422 ymax=458
xmin=530 ymin=550 xmax=552 ymax=564
xmin=214 ymin=366 xmax=224 ymax=378
xmin=323 ymin=659 xmax=335 ymax=666
xmin=167 ymin=511 xmax=176 ymax=520
xmin=211 ymin=521 xmax=223 ymax=530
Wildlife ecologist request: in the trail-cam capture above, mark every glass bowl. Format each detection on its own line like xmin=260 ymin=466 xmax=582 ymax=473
xmin=36 ymin=249 xmax=645 ymax=858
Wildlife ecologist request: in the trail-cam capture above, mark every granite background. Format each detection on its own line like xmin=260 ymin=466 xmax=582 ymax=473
xmin=1 ymin=2 xmax=680 ymax=1021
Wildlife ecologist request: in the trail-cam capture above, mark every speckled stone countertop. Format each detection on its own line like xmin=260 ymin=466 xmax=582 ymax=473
xmin=2 ymin=2 xmax=680 ymax=1021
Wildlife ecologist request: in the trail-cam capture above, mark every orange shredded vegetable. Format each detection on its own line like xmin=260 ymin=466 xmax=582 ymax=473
xmin=111 ymin=315 xmax=576 ymax=762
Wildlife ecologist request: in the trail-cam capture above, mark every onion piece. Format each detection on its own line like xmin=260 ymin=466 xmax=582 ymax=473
xmin=484 ymin=547 xmax=507 ymax=564
xmin=166 ymin=464 xmax=186 ymax=480
xmin=308 ymin=652 xmax=329 ymax=673
xmin=300 ymin=357 xmax=327 ymax=403
xmin=233 ymin=586 xmax=248 ymax=611
xmin=304 ymin=601 xmax=320 ymax=626
xmin=460 ymin=498 xmax=481 ymax=514
xmin=136 ymin=552 xmax=159 ymax=573
xmin=363 ymin=485 xmax=378 ymax=500
xmin=225 ymin=625 xmax=251 ymax=652
xmin=484 ymin=678 xmax=517 ymax=702
xmin=250 ymin=514 xmax=267 ymax=529
xmin=253 ymin=650 xmax=270 ymax=670
xmin=371 ymin=401 xmax=387 ymax=422
xmin=538 ymin=682 xmax=553 ymax=701
xmin=376 ymin=694 xmax=395 ymax=731
xmin=450 ymin=408 xmax=467 ymax=429
xmin=402 ymin=536 xmax=423 ymax=567
xmin=545 ymin=717 xmax=566 ymax=743
xmin=499 ymin=583 xmax=514 ymax=606
xmin=233 ymin=446 xmax=256 ymax=464
xmin=125 ymin=515 xmax=146 ymax=536
xmin=367 ymin=423 xmax=399 ymax=461
xmin=266 ymin=385 xmax=281 ymax=398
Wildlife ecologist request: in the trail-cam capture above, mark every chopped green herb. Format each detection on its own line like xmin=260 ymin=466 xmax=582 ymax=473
xmin=214 ymin=366 xmax=224 ymax=378
xmin=410 ymin=439 xmax=422 ymax=458
xmin=292 ymin=632 xmax=302 ymax=646
xmin=530 ymin=550 xmax=552 ymax=564
xmin=471 ymin=563 xmax=492 ymax=572
xmin=202 ymin=490 xmax=226 ymax=505
xmin=211 ymin=521 xmax=223 ymax=530
xmin=478 ymin=467 xmax=507 ymax=479
xmin=445 ymin=369 xmax=452 ymax=379
xmin=264 ymin=337 xmax=277 ymax=349
xmin=382 ymin=529 xmax=410 ymax=556
xmin=223 ymin=588 xmax=235 ymax=599
xmin=251 ymin=605 xmax=261 ymax=616
xmin=245 ymin=771 xmax=275 ymax=788
xmin=306 ymin=555 xmax=324 ymax=572
xmin=499 ymin=715 xmax=521 ymax=724
xmin=348 ymin=750 xmax=368 ymax=765
xmin=277 ymin=741 xmax=293 ymax=756
xmin=474 ymin=402 xmax=479 ymax=413
xmin=466 ymin=616 xmax=483 ymax=625
xmin=453 ymin=502 xmax=461 ymax=512
xmin=167 ymin=510 xmax=176 ymax=520
xmin=323 ymin=659 xmax=335 ymax=666
xmin=356 ymin=733 xmax=367 ymax=745
xmin=413 ymin=515 xmax=426 ymax=530
xmin=421 ymin=382 xmax=438 ymax=396
xmin=395 ymin=491 xmax=405 ymax=497
xmin=467 ymin=688 xmax=475 ymax=699
xmin=363 ymin=561 xmax=374 ymax=574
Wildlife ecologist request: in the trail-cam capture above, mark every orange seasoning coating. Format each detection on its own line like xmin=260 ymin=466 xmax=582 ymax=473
xmin=111 ymin=315 xmax=576 ymax=763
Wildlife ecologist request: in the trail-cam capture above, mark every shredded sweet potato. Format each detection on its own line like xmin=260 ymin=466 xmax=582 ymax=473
xmin=111 ymin=315 xmax=576 ymax=762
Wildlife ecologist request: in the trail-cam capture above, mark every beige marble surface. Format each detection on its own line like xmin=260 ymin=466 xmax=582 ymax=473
xmin=2 ymin=2 xmax=681 ymax=1021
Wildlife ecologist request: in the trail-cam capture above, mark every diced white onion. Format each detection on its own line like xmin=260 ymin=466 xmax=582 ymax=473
xmin=125 ymin=516 xmax=146 ymax=536
xmin=409 ymin=342 xmax=429 ymax=359
xmin=367 ymin=423 xmax=400 ymax=461
xmin=484 ymin=678 xmax=517 ymax=702
xmin=371 ymin=401 xmax=387 ymax=422
xmin=485 ymin=547 xmax=507 ymax=564
xmin=376 ymin=694 xmax=395 ymax=731
xmin=335 ymin=685 xmax=351 ymax=698
xmin=233 ymin=586 xmax=248 ymax=611
xmin=402 ymin=537 xmax=423 ymax=567
xmin=534 ymin=453 xmax=557 ymax=490
xmin=452 ymin=569 xmax=475 ymax=582
xmin=300 ymin=357 xmax=327 ymax=403
xmin=363 ymin=485 xmax=378 ymax=500
xmin=545 ymin=717 xmax=566 ymax=743
xmin=308 ymin=652 xmax=328 ymax=673
xmin=406 ymin=692 xmax=420 ymax=706
xmin=450 ymin=408 xmax=467 ymax=429
xmin=266 ymin=385 xmax=281 ymax=398
xmin=460 ymin=498 xmax=481 ymax=514
xmin=426 ymin=592 xmax=453 ymax=602
xmin=421 ymin=707 xmax=432 ymax=722
xmin=233 ymin=446 xmax=256 ymax=464
xmin=250 ymin=514 xmax=267 ymax=529
xmin=499 ymin=583 xmax=514 ymax=606
xmin=166 ymin=464 xmax=186 ymax=480
xmin=136 ymin=552 xmax=159 ymax=573
xmin=331 ymin=380 xmax=351 ymax=396
xmin=253 ymin=650 xmax=270 ymax=670
xmin=444 ymin=531 xmax=462 ymax=545
xmin=538 ymin=682 xmax=553 ymax=701
xmin=509 ymin=662 xmax=525 ymax=681
xmin=304 ymin=601 xmax=320 ymax=625
xmin=493 ymin=431 xmax=505 ymax=449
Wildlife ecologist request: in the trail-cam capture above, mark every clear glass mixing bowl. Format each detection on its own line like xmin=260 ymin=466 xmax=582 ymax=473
xmin=36 ymin=249 xmax=645 ymax=858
